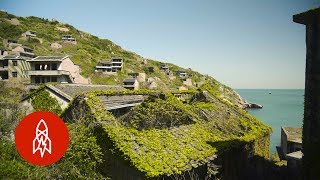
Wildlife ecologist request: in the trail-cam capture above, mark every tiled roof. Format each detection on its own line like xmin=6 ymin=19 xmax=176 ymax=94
xmin=1 ymin=55 xmax=24 ymax=60
xmin=27 ymin=56 xmax=68 ymax=62
xmin=50 ymin=84 xmax=124 ymax=100
xmin=98 ymin=95 xmax=144 ymax=110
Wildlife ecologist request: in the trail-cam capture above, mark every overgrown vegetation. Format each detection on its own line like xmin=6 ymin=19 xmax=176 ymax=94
xmin=0 ymin=81 xmax=26 ymax=137
xmin=0 ymin=10 xmax=277 ymax=179
xmin=31 ymin=90 xmax=62 ymax=114
xmin=120 ymin=93 xmax=197 ymax=129
xmin=60 ymin=84 xmax=272 ymax=178
xmin=0 ymin=81 xmax=106 ymax=179
xmin=0 ymin=123 xmax=105 ymax=179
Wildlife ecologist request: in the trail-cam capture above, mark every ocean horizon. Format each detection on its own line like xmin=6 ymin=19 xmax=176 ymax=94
xmin=236 ymin=89 xmax=304 ymax=153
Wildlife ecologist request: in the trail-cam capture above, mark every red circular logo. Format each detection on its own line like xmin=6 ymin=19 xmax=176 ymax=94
xmin=15 ymin=111 xmax=69 ymax=166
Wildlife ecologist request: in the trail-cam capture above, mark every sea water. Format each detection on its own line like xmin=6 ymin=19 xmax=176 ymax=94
xmin=236 ymin=89 xmax=304 ymax=153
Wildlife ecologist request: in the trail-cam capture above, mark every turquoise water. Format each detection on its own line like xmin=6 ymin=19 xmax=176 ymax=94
xmin=236 ymin=89 xmax=304 ymax=152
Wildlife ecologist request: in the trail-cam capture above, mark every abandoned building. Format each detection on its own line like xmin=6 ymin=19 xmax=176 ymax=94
xmin=21 ymin=84 xmax=124 ymax=112
xmin=280 ymin=127 xmax=302 ymax=168
xmin=0 ymin=49 xmax=8 ymax=59
xmin=128 ymin=72 xmax=146 ymax=82
xmin=281 ymin=127 xmax=302 ymax=155
xmin=6 ymin=39 xmax=18 ymax=44
xmin=128 ymin=72 xmax=139 ymax=78
xmin=293 ymin=7 xmax=320 ymax=179
xmin=11 ymin=45 xmax=35 ymax=58
xmin=59 ymin=89 xmax=272 ymax=179
xmin=26 ymin=56 xmax=89 ymax=84
xmin=22 ymin=30 xmax=36 ymax=38
xmin=123 ymin=78 xmax=139 ymax=90
xmin=183 ymin=78 xmax=193 ymax=86
xmin=62 ymin=35 xmax=76 ymax=44
xmin=95 ymin=61 xmax=112 ymax=73
xmin=95 ymin=58 xmax=123 ymax=73
xmin=0 ymin=55 xmax=30 ymax=81
xmin=177 ymin=70 xmax=187 ymax=79
xmin=160 ymin=64 xmax=169 ymax=71
xmin=3 ymin=39 xmax=20 ymax=49
xmin=111 ymin=57 xmax=123 ymax=71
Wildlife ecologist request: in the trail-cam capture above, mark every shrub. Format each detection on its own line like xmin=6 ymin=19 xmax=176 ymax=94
xmin=0 ymin=21 xmax=23 ymax=39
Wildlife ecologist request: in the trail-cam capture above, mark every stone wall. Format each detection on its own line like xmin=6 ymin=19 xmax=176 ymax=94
xmin=60 ymin=57 xmax=89 ymax=84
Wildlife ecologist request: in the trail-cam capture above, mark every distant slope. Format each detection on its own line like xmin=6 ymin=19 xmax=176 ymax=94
xmin=0 ymin=10 xmax=246 ymax=108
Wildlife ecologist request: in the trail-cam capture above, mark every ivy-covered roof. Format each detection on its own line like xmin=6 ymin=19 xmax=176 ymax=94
xmin=64 ymin=87 xmax=271 ymax=178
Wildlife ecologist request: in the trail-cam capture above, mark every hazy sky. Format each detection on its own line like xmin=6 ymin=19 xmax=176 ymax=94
xmin=0 ymin=0 xmax=318 ymax=88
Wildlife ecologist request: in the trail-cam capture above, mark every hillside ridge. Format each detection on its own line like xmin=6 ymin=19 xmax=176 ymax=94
xmin=0 ymin=10 xmax=246 ymax=108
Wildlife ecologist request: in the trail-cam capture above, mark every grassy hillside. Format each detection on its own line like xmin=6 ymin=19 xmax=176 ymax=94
xmin=0 ymin=10 xmax=245 ymax=108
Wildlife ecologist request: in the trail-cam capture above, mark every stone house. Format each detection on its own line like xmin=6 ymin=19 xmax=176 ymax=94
xmin=183 ymin=78 xmax=193 ymax=86
xmin=59 ymin=90 xmax=272 ymax=179
xmin=160 ymin=64 xmax=169 ymax=71
xmin=22 ymin=30 xmax=36 ymax=38
xmin=95 ymin=60 xmax=113 ymax=73
xmin=280 ymin=127 xmax=302 ymax=168
xmin=62 ymin=35 xmax=76 ymax=44
xmin=128 ymin=72 xmax=146 ymax=82
xmin=11 ymin=45 xmax=35 ymax=58
xmin=21 ymin=84 xmax=124 ymax=113
xmin=128 ymin=72 xmax=139 ymax=78
xmin=0 ymin=49 xmax=8 ymax=59
xmin=281 ymin=127 xmax=302 ymax=155
xmin=0 ymin=55 xmax=30 ymax=82
xmin=6 ymin=39 xmax=18 ymax=44
xmin=177 ymin=70 xmax=187 ymax=79
xmin=95 ymin=58 xmax=123 ymax=73
xmin=123 ymin=78 xmax=139 ymax=90
xmin=26 ymin=56 xmax=89 ymax=84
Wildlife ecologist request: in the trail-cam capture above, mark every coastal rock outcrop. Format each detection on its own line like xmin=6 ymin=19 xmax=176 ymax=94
xmin=245 ymin=103 xmax=263 ymax=109
xmin=234 ymin=91 xmax=263 ymax=109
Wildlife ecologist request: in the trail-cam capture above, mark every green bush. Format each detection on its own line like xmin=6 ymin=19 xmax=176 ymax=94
xmin=0 ymin=21 xmax=23 ymax=39
xmin=56 ymin=123 xmax=104 ymax=179
xmin=0 ymin=123 xmax=106 ymax=179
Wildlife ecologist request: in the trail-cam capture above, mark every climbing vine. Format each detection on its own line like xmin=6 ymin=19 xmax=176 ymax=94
xmin=62 ymin=87 xmax=272 ymax=178
xmin=31 ymin=90 xmax=62 ymax=114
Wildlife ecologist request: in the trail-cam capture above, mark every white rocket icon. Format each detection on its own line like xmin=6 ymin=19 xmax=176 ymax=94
xmin=32 ymin=119 xmax=52 ymax=158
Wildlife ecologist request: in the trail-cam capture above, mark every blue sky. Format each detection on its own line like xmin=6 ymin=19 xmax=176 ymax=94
xmin=0 ymin=0 xmax=318 ymax=88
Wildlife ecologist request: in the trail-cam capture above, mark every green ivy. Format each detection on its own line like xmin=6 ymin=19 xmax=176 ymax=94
xmin=31 ymin=90 xmax=62 ymax=114
xmin=65 ymin=88 xmax=272 ymax=178
xmin=121 ymin=93 xmax=198 ymax=129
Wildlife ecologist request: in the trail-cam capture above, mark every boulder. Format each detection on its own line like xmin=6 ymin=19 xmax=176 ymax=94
xmin=245 ymin=103 xmax=263 ymax=109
